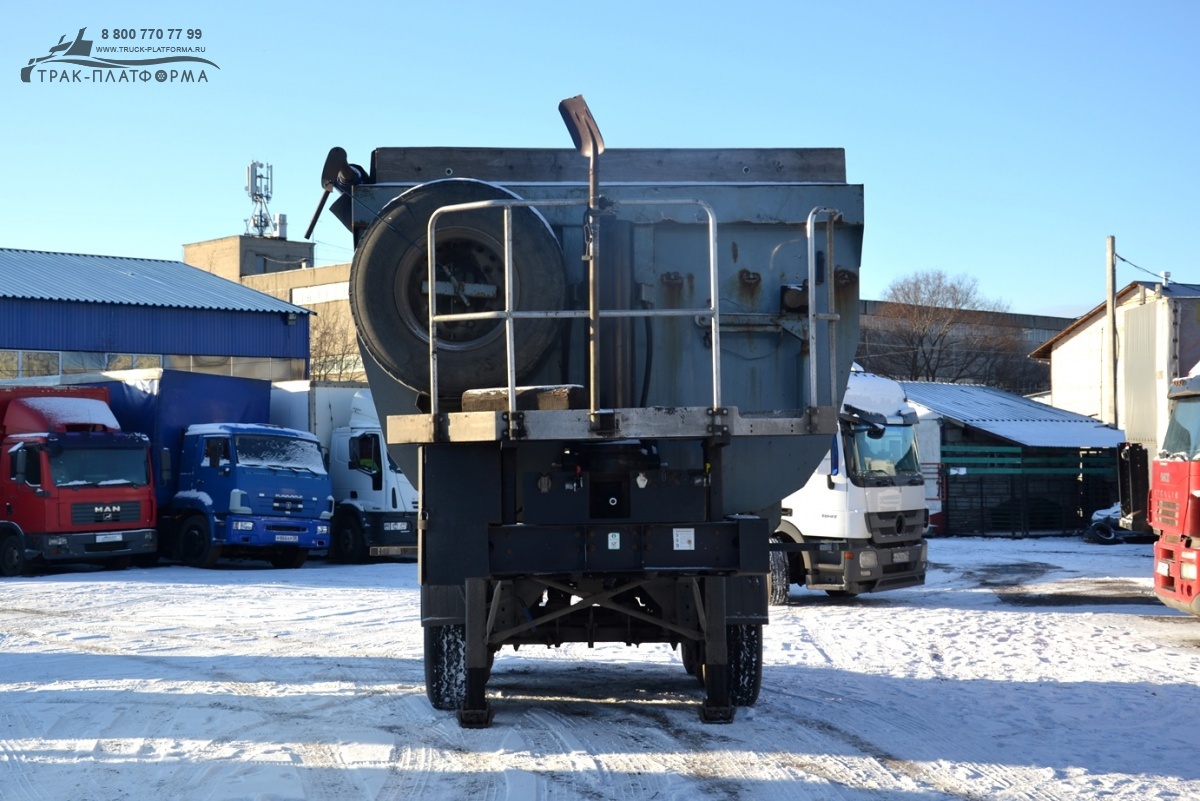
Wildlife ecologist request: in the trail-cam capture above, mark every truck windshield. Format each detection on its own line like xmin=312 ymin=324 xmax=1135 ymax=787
xmin=48 ymin=446 xmax=149 ymax=488
xmin=845 ymin=424 xmax=921 ymax=481
xmin=233 ymin=435 xmax=328 ymax=474
xmin=1162 ymin=396 xmax=1200 ymax=459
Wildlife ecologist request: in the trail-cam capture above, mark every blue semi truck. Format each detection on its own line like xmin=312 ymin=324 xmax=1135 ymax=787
xmin=94 ymin=370 xmax=334 ymax=568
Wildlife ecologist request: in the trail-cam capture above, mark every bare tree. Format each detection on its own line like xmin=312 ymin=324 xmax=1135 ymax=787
xmin=307 ymin=302 xmax=364 ymax=382
xmin=858 ymin=271 xmax=1046 ymax=393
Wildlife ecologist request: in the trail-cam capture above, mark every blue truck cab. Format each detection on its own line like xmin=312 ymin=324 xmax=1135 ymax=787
xmin=171 ymin=422 xmax=333 ymax=568
xmin=93 ymin=370 xmax=334 ymax=569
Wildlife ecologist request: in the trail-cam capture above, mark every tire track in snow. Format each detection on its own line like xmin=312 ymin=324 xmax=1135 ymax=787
xmin=0 ymin=707 xmax=47 ymax=801
xmin=503 ymin=706 xmax=665 ymax=800
xmin=762 ymin=684 xmax=1064 ymax=801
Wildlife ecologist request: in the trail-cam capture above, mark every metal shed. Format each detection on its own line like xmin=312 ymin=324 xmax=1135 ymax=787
xmin=900 ymin=382 xmax=1124 ymax=536
xmin=0 ymin=249 xmax=311 ymax=379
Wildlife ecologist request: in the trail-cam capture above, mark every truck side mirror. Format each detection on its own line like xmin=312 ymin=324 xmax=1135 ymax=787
xmin=13 ymin=447 xmax=26 ymax=484
xmin=160 ymin=447 xmax=172 ymax=483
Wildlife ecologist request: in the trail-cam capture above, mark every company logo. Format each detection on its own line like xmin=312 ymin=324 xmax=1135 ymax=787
xmin=21 ymin=27 xmax=219 ymax=83
xmin=94 ymin=504 xmax=121 ymax=521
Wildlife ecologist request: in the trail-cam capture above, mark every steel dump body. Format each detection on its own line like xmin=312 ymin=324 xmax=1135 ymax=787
xmin=347 ymin=144 xmax=863 ymax=724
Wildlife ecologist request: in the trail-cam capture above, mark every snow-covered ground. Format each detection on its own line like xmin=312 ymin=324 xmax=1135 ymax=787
xmin=1 ymin=536 xmax=1197 ymax=801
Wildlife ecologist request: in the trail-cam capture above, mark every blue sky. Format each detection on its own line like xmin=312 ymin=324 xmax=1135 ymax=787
xmin=2 ymin=0 xmax=1195 ymax=318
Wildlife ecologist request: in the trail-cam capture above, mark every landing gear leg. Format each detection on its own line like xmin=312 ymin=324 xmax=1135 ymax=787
xmin=458 ymin=577 xmax=494 ymax=728
xmin=700 ymin=576 xmax=735 ymax=723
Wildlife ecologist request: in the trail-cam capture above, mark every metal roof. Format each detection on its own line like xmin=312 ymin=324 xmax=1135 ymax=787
xmin=1030 ymin=280 xmax=1200 ymax=360
xmin=899 ymin=381 xmax=1125 ymax=449
xmin=0 ymin=248 xmax=309 ymax=314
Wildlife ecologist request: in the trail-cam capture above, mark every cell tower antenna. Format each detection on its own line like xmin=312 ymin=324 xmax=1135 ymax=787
xmin=245 ymin=161 xmax=275 ymax=236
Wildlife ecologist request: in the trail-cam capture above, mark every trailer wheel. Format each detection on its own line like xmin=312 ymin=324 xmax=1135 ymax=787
xmin=768 ymin=536 xmax=791 ymax=606
xmin=270 ymin=547 xmax=307 ymax=569
xmin=351 ymin=179 xmax=566 ymax=397
xmin=424 ymin=624 xmax=467 ymax=711
xmin=332 ymin=516 xmax=367 ymax=564
xmin=0 ymin=533 xmax=26 ymax=578
xmin=180 ymin=516 xmax=221 ymax=569
xmin=727 ymin=624 xmax=763 ymax=706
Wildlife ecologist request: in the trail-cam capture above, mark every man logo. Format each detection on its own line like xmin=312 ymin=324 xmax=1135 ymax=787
xmin=94 ymin=505 xmax=120 ymax=521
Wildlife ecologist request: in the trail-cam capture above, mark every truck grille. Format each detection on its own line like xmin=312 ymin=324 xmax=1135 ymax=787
xmin=272 ymin=494 xmax=306 ymax=514
xmin=71 ymin=502 xmax=143 ymax=525
xmin=866 ymin=510 xmax=925 ymax=541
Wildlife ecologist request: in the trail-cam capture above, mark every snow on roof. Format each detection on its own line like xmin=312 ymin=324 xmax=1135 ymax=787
xmin=185 ymin=422 xmax=319 ymax=441
xmin=18 ymin=396 xmax=119 ymax=430
xmin=899 ymin=382 xmax=1124 ymax=449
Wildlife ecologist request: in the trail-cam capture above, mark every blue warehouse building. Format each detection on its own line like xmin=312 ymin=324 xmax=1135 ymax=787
xmin=0 ymin=249 xmax=311 ymax=380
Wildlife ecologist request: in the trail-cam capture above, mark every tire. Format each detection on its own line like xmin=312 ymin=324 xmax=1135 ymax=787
xmin=270 ymin=547 xmax=307 ymax=569
xmin=1085 ymin=521 xmax=1122 ymax=545
xmin=727 ymin=624 xmax=763 ymax=707
xmin=332 ymin=516 xmax=367 ymax=564
xmin=768 ymin=535 xmax=791 ymax=606
xmin=350 ymin=179 xmax=566 ymax=397
xmin=424 ymin=624 xmax=467 ymax=711
xmin=180 ymin=516 xmax=221 ymax=569
xmin=1 ymin=533 xmax=26 ymax=578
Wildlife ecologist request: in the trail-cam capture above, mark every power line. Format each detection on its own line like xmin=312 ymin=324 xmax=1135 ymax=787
xmin=1115 ymin=252 xmax=1200 ymax=293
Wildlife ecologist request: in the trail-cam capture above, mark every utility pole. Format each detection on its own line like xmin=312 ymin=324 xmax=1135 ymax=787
xmin=1106 ymin=235 xmax=1117 ymax=426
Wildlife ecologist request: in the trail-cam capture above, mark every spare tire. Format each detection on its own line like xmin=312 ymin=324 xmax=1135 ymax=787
xmin=1085 ymin=521 xmax=1122 ymax=545
xmin=350 ymin=179 xmax=566 ymax=397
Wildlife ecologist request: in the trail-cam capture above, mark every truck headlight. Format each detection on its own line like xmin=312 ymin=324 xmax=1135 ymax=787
xmin=858 ymin=550 xmax=879 ymax=569
xmin=232 ymin=520 xmax=255 ymax=531
xmin=317 ymin=524 xmax=330 ymax=535
xmin=1157 ymin=561 xmax=1172 ymax=576
xmin=1182 ymin=563 xmax=1198 ymax=581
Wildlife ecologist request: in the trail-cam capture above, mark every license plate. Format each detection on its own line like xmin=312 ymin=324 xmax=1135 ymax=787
xmin=371 ymin=546 xmax=417 ymax=556
xmin=893 ymin=550 xmax=909 ymax=564
xmin=96 ymin=533 xmax=123 ymax=543
xmin=275 ymin=534 xmax=299 ymax=543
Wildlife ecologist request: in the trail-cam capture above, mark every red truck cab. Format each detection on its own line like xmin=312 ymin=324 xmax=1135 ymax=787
xmin=0 ymin=387 xmax=157 ymax=576
xmin=1149 ymin=374 xmax=1200 ymax=615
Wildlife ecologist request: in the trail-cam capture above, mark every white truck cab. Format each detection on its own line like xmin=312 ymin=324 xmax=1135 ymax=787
xmin=770 ymin=367 xmax=928 ymax=602
xmin=271 ymin=383 xmax=419 ymax=562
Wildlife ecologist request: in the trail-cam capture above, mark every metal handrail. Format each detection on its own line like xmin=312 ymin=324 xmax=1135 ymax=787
xmin=425 ymin=198 xmax=721 ymax=421
xmin=806 ymin=207 xmax=843 ymax=414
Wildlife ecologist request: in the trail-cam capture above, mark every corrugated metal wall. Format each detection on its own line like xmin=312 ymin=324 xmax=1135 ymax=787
xmin=0 ymin=298 xmax=308 ymax=358
xmin=1121 ymin=302 xmax=1158 ymax=448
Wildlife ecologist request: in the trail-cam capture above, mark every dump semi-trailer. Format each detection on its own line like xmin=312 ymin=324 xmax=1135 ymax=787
xmin=770 ymin=366 xmax=928 ymax=602
xmin=0 ymin=386 xmax=157 ymax=576
xmin=317 ymin=96 xmax=863 ymax=724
